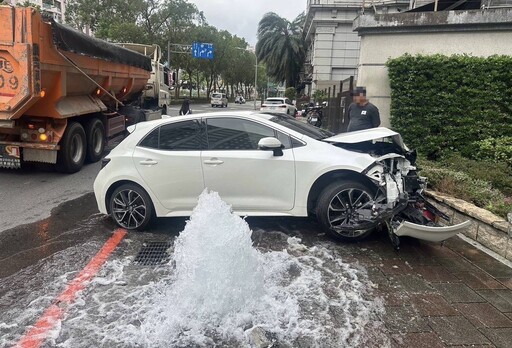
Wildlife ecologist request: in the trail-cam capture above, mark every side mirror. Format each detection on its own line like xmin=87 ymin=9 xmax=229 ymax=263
xmin=258 ymin=137 xmax=284 ymax=157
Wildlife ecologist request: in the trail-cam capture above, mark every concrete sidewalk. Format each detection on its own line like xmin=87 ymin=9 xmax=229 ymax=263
xmin=359 ymin=234 xmax=512 ymax=347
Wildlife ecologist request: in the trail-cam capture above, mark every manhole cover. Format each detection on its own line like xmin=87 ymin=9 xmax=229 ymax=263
xmin=133 ymin=241 xmax=172 ymax=266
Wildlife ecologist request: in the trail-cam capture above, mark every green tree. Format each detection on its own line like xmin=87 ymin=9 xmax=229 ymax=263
xmin=256 ymin=12 xmax=305 ymax=89
xmin=284 ymin=87 xmax=296 ymax=101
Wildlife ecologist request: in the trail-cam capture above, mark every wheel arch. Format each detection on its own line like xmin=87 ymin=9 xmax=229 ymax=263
xmin=306 ymin=169 xmax=379 ymax=216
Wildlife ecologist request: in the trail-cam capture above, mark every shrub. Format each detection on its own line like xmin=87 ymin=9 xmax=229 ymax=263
xmin=386 ymin=54 xmax=512 ymax=161
xmin=438 ymin=153 xmax=512 ymax=196
xmin=312 ymin=89 xmax=327 ymax=103
xmin=284 ymin=87 xmax=296 ymax=101
xmin=419 ymin=159 xmax=512 ymax=218
xmin=474 ymin=136 xmax=512 ymax=168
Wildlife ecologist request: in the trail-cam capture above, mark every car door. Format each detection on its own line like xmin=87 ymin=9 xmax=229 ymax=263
xmin=285 ymin=98 xmax=296 ymax=114
xmin=133 ymin=119 xmax=205 ymax=212
xmin=201 ymin=117 xmax=296 ymax=212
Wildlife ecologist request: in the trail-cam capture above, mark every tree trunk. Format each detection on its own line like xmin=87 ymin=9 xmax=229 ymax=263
xmin=187 ymin=69 xmax=193 ymax=99
xmin=197 ymin=71 xmax=200 ymax=99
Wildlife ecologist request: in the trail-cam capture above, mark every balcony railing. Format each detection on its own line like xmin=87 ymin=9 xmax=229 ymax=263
xmin=308 ymin=0 xmax=365 ymax=7
xmin=308 ymin=0 xmax=410 ymax=7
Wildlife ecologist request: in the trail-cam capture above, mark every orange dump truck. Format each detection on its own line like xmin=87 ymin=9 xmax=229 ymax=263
xmin=0 ymin=6 xmax=160 ymax=173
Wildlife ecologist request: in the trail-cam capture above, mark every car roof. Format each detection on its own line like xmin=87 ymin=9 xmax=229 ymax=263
xmin=131 ymin=111 xmax=298 ymax=135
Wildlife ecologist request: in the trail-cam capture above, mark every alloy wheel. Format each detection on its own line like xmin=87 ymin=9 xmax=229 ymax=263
xmin=111 ymin=189 xmax=147 ymax=229
xmin=327 ymin=188 xmax=378 ymax=237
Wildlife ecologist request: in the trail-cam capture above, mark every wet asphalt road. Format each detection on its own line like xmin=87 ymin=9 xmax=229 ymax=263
xmin=0 ymin=102 xmax=254 ymax=234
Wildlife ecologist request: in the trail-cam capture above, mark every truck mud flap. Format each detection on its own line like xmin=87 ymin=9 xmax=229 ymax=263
xmin=394 ymin=220 xmax=471 ymax=242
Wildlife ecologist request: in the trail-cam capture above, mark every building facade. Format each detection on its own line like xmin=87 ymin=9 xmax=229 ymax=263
xmin=8 ymin=0 xmax=66 ymax=22
xmin=303 ymin=0 xmax=410 ymax=93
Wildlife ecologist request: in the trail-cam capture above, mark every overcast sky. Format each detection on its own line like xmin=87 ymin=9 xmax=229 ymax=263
xmin=190 ymin=0 xmax=307 ymax=46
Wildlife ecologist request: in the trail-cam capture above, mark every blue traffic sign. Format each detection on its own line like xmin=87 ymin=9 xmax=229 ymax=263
xmin=192 ymin=42 xmax=214 ymax=60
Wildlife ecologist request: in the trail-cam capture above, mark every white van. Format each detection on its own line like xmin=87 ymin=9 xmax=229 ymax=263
xmin=211 ymin=93 xmax=228 ymax=108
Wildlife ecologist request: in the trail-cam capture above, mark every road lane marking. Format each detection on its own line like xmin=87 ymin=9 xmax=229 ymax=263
xmin=15 ymin=228 xmax=127 ymax=348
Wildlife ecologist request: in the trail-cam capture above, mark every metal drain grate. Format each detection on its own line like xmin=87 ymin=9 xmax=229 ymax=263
xmin=133 ymin=241 xmax=172 ymax=266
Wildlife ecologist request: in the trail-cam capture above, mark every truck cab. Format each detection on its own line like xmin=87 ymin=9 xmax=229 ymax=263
xmin=117 ymin=44 xmax=171 ymax=114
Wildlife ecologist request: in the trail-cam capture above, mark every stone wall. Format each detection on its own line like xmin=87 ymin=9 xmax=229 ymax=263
xmin=426 ymin=191 xmax=512 ymax=262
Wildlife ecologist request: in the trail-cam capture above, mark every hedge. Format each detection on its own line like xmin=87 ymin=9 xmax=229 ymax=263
xmin=386 ymin=54 xmax=512 ymax=161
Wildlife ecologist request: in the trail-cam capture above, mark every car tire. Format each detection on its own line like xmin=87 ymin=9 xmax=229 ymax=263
xmin=56 ymin=121 xmax=86 ymax=173
xmin=109 ymin=183 xmax=154 ymax=231
xmin=84 ymin=118 xmax=105 ymax=163
xmin=315 ymin=180 xmax=380 ymax=242
xmin=211 ymin=104 xmax=214 ymax=108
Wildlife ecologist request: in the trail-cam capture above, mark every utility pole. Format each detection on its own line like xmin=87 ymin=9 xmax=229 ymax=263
xmin=235 ymin=47 xmax=259 ymax=110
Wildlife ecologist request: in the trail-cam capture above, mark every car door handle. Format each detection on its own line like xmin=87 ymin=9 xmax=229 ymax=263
xmin=139 ymin=159 xmax=158 ymax=166
xmin=203 ymin=158 xmax=224 ymax=165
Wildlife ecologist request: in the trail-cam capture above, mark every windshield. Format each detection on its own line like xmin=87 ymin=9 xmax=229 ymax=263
xmin=267 ymin=114 xmax=334 ymax=140
xmin=212 ymin=93 xmax=222 ymax=98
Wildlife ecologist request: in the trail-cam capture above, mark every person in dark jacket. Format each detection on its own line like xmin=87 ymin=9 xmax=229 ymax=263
xmin=179 ymin=98 xmax=191 ymax=115
xmin=347 ymin=87 xmax=380 ymax=132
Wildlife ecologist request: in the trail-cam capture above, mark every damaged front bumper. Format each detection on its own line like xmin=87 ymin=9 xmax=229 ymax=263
xmin=394 ymin=220 xmax=471 ymax=242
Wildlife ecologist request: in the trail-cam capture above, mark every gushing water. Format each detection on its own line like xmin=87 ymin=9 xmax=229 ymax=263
xmin=36 ymin=190 xmax=387 ymax=347
xmin=140 ymin=191 xmax=267 ymax=345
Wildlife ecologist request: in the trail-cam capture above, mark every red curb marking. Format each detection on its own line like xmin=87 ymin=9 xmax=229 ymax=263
xmin=15 ymin=228 xmax=127 ymax=348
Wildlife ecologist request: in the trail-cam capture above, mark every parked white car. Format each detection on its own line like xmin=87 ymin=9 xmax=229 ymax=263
xmin=94 ymin=112 xmax=469 ymax=243
xmin=261 ymin=97 xmax=297 ymax=116
xmin=211 ymin=93 xmax=228 ymax=108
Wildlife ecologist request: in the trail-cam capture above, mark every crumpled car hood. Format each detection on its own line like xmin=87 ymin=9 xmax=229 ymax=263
xmin=323 ymin=127 xmax=407 ymax=151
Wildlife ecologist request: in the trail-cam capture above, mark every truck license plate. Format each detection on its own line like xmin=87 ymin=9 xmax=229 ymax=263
xmin=0 ymin=145 xmax=21 ymax=169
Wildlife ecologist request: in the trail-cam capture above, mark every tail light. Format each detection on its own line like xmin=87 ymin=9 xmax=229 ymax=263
xmin=280 ymin=105 xmax=286 ymax=108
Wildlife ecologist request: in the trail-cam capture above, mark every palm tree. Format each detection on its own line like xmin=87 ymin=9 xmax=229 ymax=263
xmin=256 ymin=12 xmax=305 ymax=89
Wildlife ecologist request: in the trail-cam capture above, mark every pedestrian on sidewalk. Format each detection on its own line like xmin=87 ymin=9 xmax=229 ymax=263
xmin=347 ymin=87 xmax=380 ymax=132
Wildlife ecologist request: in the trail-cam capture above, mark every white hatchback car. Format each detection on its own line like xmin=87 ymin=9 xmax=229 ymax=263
xmin=94 ymin=112 xmax=469 ymax=243
xmin=261 ymin=98 xmax=297 ymax=116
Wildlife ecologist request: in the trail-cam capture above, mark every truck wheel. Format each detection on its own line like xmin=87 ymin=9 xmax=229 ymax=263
xmin=109 ymin=183 xmax=154 ymax=230
xmin=56 ymin=122 xmax=86 ymax=173
xmin=85 ymin=118 xmax=105 ymax=163
xmin=315 ymin=180 xmax=379 ymax=242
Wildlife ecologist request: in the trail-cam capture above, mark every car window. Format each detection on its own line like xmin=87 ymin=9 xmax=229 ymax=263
xmin=139 ymin=128 xmax=159 ymax=149
xmin=268 ymin=114 xmax=334 ymax=140
xmin=276 ymin=131 xmax=292 ymax=149
xmin=265 ymin=99 xmax=284 ymax=105
xmin=212 ymin=93 xmax=221 ymax=98
xmin=206 ymin=118 xmax=275 ymax=150
xmin=159 ymin=120 xmax=202 ymax=150
xmin=138 ymin=120 xmax=201 ymax=151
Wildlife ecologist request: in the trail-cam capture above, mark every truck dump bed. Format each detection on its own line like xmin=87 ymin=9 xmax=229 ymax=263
xmin=0 ymin=6 xmax=151 ymax=122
